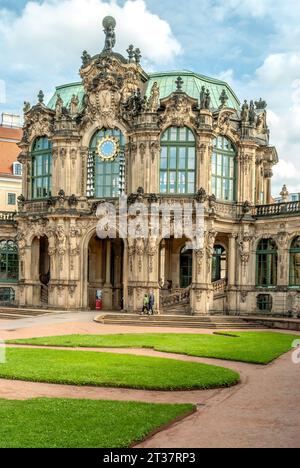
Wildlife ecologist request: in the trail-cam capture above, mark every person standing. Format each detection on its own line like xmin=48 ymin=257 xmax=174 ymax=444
xmin=141 ymin=294 xmax=149 ymax=315
xmin=148 ymin=290 xmax=155 ymax=315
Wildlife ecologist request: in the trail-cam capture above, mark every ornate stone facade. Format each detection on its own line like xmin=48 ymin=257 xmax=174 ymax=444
xmin=1 ymin=17 xmax=300 ymax=316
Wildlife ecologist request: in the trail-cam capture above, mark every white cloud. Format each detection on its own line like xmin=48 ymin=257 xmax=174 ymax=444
xmin=256 ymin=53 xmax=300 ymax=85
xmin=0 ymin=0 xmax=181 ymax=105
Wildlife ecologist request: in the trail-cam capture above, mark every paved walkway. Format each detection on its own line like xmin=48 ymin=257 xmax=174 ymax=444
xmin=0 ymin=312 xmax=299 ymax=448
xmin=138 ymin=350 xmax=300 ymax=448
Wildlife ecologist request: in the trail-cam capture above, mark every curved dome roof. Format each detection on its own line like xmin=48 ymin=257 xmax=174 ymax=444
xmin=48 ymin=70 xmax=240 ymax=111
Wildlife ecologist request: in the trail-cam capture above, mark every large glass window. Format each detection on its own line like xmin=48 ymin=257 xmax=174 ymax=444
xmin=31 ymin=137 xmax=52 ymax=199
xmin=0 ymin=240 xmax=18 ymax=283
xmin=88 ymin=128 xmax=125 ymax=198
xmin=212 ymin=245 xmax=227 ymax=282
xmin=256 ymin=239 xmax=277 ymax=287
xmin=160 ymin=127 xmax=196 ymax=194
xmin=289 ymin=237 xmax=300 ymax=287
xmin=212 ymin=136 xmax=236 ymax=202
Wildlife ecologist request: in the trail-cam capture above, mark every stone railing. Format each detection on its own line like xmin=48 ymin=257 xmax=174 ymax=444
xmin=0 ymin=212 xmax=17 ymax=224
xmin=213 ymin=279 xmax=227 ymax=295
xmin=22 ymin=200 xmax=49 ymax=214
xmin=256 ymin=201 xmax=300 ymax=217
xmin=161 ymin=286 xmax=191 ymax=307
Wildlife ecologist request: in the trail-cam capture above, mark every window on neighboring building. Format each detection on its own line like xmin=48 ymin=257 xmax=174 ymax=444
xmin=212 ymin=245 xmax=227 ymax=282
xmin=13 ymin=162 xmax=22 ymax=176
xmin=289 ymin=237 xmax=300 ymax=287
xmin=0 ymin=240 xmax=18 ymax=283
xmin=7 ymin=193 xmax=16 ymax=206
xmin=31 ymin=137 xmax=52 ymax=199
xmin=160 ymin=127 xmax=196 ymax=194
xmin=212 ymin=136 xmax=237 ymax=202
xmin=87 ymin=128 xmax=125 ymax=198
xmin=256 ymin=239 xmax=277 ymax=287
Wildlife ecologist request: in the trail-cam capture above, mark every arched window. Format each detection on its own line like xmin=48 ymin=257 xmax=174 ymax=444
xmin=212 ymin=245 xmax=227 ymax=282
xmin=87 ymin=128 xmax=125 ymax=198
xmin=31 ymin=137 xmax=52 ymax=199
xmin=180 ymin=246 xmax=193 ymax=288
xmin=160 ymin=127 xmax=196 ymax=194
xmin=0 ymin=240 xmax=18 ymax=283
xmin=212 ymin=136 xmax=236 ymax=202
xmin=256 ymin=239 xmax=277 ymax=287
xmin=289 ymin=237 xmax=300 ymax=287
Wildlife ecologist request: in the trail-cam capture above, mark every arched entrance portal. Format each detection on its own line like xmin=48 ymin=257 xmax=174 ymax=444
xmin=31 ymin=235 xmax=50 ymax=305
xmin=180 ymin=246 xmax=193 ymax=288
xmin=159 ymin=238 xmax=193 ymax=292
xmin=88 ymin=236 xmax=124 ymax=310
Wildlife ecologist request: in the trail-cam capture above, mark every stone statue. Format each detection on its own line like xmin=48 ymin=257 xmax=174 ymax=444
xmin=55 ymin=94 xmax=63 ymax=119
xmin=200 ymin=86 xmax=206 ymax=109
xmin=70 ymin=94 xmax=79 ymax=115
xmin=241 ymin=100 xmax=249 ymax=123
xmin=280 ymin=185 xmax=289 ymax=202
xmin=256 ymin=111 xmax=267 ymax=133
xmin=81 ymin=50 xmax=91 ymax=67
xmin=204 ymin=89 xmax=211 ymax=110
xmin=23 ymin=102 xmax=31 ymax=114
xmin=249 ymin=100 xmax=256 ymax=126
xmin=148 ymin=82 xmax=160 ymax=112
xmin=102 ymin=16 xmax=116 ymax=53
xmin=57 ymin=225 xmax=67 ymax=256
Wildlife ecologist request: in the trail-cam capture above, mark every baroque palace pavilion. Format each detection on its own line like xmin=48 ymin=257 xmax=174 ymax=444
xmin=0 ymin=16 xmax=300 ymax=316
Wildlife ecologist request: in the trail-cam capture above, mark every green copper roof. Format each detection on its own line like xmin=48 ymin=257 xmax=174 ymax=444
xmin=48 ymin=70 xmax=240 ymax=111
xmin=48 ymin=82 xmax=85 ymax=111
xmin=146 ymin=71 xmax=240 ymax=110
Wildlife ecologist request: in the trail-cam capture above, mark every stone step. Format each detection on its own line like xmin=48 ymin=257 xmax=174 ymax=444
xmin=97 ymin=314 xmax=263 ymax=329
xmin=0 ymin=309 xmax=50 ymax=317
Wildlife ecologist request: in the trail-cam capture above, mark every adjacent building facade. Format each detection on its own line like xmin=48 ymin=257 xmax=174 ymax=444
xmin=1 ymin=17 xmax=300 ymax=315
xmin=0 ymin=113 xmax=22 ymax=303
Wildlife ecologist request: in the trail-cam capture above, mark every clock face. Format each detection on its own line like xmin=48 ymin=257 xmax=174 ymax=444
xmin=96 ymin=136 xmax=119 ymax=161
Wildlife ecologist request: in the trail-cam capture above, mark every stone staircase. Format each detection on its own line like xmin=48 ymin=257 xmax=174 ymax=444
xmin=96 ymin=313 xmax=265 ymax=329
xmin=0 ymin=308 xmax=52 ymax=321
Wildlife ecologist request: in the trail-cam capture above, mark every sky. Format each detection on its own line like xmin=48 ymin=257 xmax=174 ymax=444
xmin=0 ymin=0 xmax=300 ymax=196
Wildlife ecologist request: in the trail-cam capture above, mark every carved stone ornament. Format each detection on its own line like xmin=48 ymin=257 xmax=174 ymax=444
xmin=80 ymin=50 xmax=142 ymax=129
xmin=159 ymin=93 xmax=198 ymax=129
xmin=23 ymin=107 xmax=54 ymax=143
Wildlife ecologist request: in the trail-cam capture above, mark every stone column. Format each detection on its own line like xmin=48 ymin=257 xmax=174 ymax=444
xmin=159 ymin=240 xmax=166 ymax=286
xmin=103 ymin=240 xmax=113 ymax=310
xmin=228 ymin=234 xmax=237 ymax=286
xmin=227 ymin=233 xmax=238 ymax=314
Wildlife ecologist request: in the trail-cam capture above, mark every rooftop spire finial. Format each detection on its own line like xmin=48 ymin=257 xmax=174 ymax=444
xmin=102 ymin=16 xmax=116 ymax=53
xmin=175 ymin=76 xmax=184 ymax=91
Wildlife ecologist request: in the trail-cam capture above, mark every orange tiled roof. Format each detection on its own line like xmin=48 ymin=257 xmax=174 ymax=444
xmin=0 ymin=126 xmax=23 ymax=175
xmin=0 ymin=126 xmax=23 ymax=141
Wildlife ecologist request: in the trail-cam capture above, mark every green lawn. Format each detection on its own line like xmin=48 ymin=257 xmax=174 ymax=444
xmin=0 ymin=398 xmax=194 ymax=448
xmin=0 ymin=348 xmax=239 ymax=390
xmin=9 ymin=331 xmax=299 ymax=364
